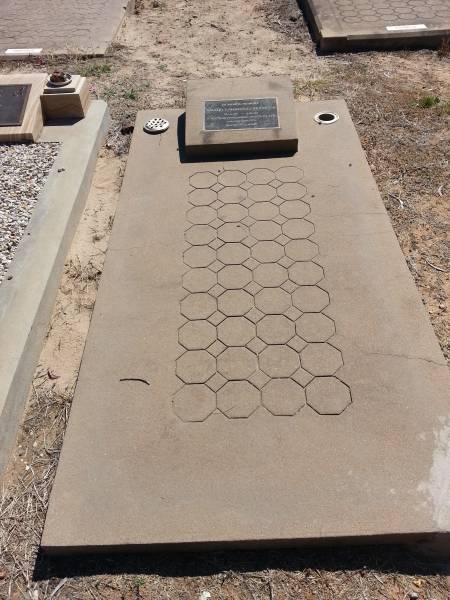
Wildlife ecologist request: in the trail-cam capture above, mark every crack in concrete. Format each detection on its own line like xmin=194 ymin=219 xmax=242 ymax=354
xmin=364 ymin=350 xmax=448 ymax=368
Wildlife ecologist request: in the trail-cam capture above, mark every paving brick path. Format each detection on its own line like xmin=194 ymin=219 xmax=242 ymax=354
xmin=0 ymin=0 xmax=131 ymax=56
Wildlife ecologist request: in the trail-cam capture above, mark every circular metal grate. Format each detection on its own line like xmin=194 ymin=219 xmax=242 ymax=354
xmin=143 ymin=117 xmax=170 ymax=134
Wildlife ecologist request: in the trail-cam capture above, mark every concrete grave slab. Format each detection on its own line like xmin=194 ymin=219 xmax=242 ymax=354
xmin=0 ymin=0 xmax=133 ymax=58
xmin=0 ymin=74 xmax=46 ymax=142
xmin=42 ymin=100 xmax=450 ymax=555
xmin=185 ymin=76 xmax=298 ymax=158
xmin=299 ymin=0 xmax=450 ymax=51
xmin=0 ymin=101 xmax=109 ymax=474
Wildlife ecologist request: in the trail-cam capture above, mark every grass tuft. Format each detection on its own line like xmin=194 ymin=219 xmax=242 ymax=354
xmin=418 ymin=95 xmax=440 ymax=108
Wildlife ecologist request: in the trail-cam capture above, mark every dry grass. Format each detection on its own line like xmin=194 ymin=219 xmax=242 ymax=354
xmin=0 ymin=0 xmax=449 ymax=597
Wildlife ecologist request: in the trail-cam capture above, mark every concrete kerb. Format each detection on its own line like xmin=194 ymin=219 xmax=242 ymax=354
xmin=0 ymin=100 xmax=109 ymax=474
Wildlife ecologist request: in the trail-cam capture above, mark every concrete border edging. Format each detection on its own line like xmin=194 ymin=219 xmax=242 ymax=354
xmin=0 ymin=100 xmax=109 ymax=474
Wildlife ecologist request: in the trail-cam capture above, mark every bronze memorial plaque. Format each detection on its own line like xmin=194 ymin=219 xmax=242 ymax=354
xmin=0 ymin=84 xmax=31 ymax=127
xmin=204 ymin=98 xmax=280 ymax=131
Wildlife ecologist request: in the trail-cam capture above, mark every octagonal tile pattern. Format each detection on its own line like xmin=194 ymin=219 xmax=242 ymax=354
xmin=174 ymin=167 xmax=351 ymax=421
xmin=332 ymin=0 xmax=450 ymax=27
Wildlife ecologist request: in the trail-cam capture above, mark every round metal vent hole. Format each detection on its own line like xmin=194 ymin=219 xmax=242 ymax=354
xmin=143 ymin=117 xmax=170 ymax=134
xmin=314 ymin=111 xmax=339 ymax=125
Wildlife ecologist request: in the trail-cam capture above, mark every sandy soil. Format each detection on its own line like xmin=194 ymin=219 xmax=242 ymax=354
xmin=0 ymin=0 xmax=449 ymax=598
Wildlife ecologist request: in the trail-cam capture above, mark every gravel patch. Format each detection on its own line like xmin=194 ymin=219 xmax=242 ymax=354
xmin=0 ymin=142 xmax=59 ymax=285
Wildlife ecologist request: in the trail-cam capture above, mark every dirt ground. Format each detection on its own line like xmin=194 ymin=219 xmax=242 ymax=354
xmin=0 ymin=0 xmax=449 ymax=598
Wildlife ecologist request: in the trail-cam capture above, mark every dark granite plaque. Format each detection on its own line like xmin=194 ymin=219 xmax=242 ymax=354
xmin=204 ymin=97 xmax=279 ymax=131
xmin=0 ymin=84 xmax=31 ymax=127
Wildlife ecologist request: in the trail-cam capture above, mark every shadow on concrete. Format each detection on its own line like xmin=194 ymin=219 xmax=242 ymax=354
xmin=33 ymin=542 xmax=450 ymax=581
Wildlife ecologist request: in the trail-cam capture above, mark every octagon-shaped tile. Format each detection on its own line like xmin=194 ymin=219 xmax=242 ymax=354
xmin=285 ymin=239 xmax=318 ymax=261
xmin=282 ymin=219 xmax=314 ymax=239
xmin=255 ymin=288 xmax=291 ymax=314
xmin=257 ymin=315 xmax=295 ymax=344
xmin=190 ymin=172 xmax=217 ymax=188
xmin=183 ymin=268 xmax=216 ymax=293
xmin=218 ymin=186 xmax=247 ymax=204
xmin=247 ymin=168 xmax=275 ymax=185
xmin=173 ymin=385 xmax=216 ymax=422
xmin=218 ymin=222 xmax=248 ymax=243
xmin=288 ymin=262 xmax=324 ymax=285
xmin=185 ymin=224 xmax=216 ymax=246
xmin=301 ymin=343 xmax=343 ymax=375
xmin=262 ymin=379 xmax=306 ymax=415
xmin=296 ymin=313 xmax=335 ymax=342
xmin=218 ymin=289 xmax=253 ymax=316
xmin=217 ymin=347 xmax=258 ymax=379
xmin=292 ymin=286 xmax=329 ymax=312
xmin=179 ymin=320 xmax=216 ymax=350
xmin=217 ymin=242 xmax=250 ymax=265
xmin=218 ymin=170 xmax=246 ymax=186
xmin=217 ymin=316 xmax=255 ymax=346
xmin=278 ymin=182 xmax=307 ymax=200
xmin=188 ymin=188 xmax=216 ymax=206
xmin=306 ymin=377 xmax=351 ymax=415
xmin=181 ymin=293 xmax=216 ymax=320
xmin=276 ymin=166 xmax=304 ymax=182
xmin=217 ymin=380 xmax=260 ymax=418
xmin=251 ymin=240 xmax=284 ymax=263
xmin=248 ymin=184 xmax=276 ymax=202
xmin=183 ymin=245 xmax=216 ymax=268
xmin=249 ymin=202 xmax=278 ymax=221
xmin=279 ymin=200 xmax=310 ymax=219
xmin=250 ymin=221 xmax=282 ymax=241
xmin=253 ymin=263 xmax=288 ymax=287
xmin=187 ymin=205 xmax=216 ymax=225
xmin=259 ymin=345 xmax=300 ymax=377
xmin=218 ymin=204 xmax=248 ymax=223
xmin=176 ymin=350 xmax=216 ymax=383
xmin=218 ymin=265 xmax=252 ymax=289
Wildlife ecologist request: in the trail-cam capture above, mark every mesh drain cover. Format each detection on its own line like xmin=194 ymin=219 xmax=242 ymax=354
xmin=144 ymin=117 xmax=170 ymax=134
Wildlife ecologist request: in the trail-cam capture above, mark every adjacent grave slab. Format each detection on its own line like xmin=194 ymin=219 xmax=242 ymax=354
xmin=42 ymin=100 xmax=450 ymax=555
xmin=0 ymin=101 xmax=109 ymax=474
xmin=0 ymin=74 xmax=46 ymax=142
xmin=185 ymin=76 xmax=298 ymax=158
xmin=299 ymin=0 xmax=450 ymax=50
xmin=0 ymin=0 xmax=133 ymax=58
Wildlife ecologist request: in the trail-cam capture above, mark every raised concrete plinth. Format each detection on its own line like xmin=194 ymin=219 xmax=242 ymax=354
xmin=185 ymin=76 xmax=298 ymax=158
xmin=299 ymin=0 xmax=450 ymax=51
xmin=0 ymin=73 xmax=46 ymax=142
xmin=42 ymin=100 xmax=450 ymax=555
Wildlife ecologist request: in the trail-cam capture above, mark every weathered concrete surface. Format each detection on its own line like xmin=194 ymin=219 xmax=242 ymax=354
xmin=0 ymin=0 xmax=133 ymax=57
xmin=298 ymin=0 xmax=450 ymax=50
xmin=185 ymin=76 xmax=298 ymax=158
xmin=0 ymin=101 xmax=109 ymax=474
xmin=42 ymin=100 xmax=450 ymax=555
